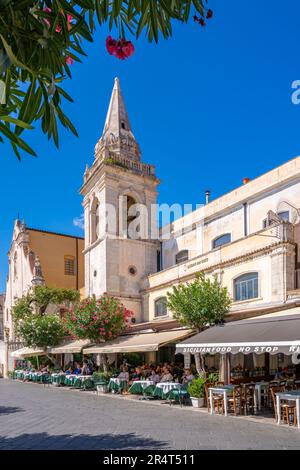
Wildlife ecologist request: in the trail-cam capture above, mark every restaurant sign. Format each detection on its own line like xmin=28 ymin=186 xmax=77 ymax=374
xmin=178 ymin=345 xmax=300 ymax=356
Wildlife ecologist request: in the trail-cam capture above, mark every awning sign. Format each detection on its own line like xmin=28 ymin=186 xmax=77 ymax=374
xmin=177 ymin=345 xmax=300 ymax=355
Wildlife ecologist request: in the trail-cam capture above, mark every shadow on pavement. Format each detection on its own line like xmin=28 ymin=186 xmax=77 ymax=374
xmin=0 ymin=406 xmax=24 ymax=415
xmin=0 ymin=432 xmax=168 ymax=450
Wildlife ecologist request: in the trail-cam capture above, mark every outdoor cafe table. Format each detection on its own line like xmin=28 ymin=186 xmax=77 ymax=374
xmin=155 ymin=382 xmax=182 ymax=399
xmin=255 ymin=382 xmax=269 ymax=411
xmin=109 ymin=378 xmax=128 ymax=393
xmin=276 ymin=391 xmax=300 ymax=429
xmin=209 ymin=385 xmax=235 ymax=417
xmin=51 ymin=373 xmax=66 ymax=386
xmin=129 ymin=380 xmax=155 ymax=395
xmin=64 ymin=374 xmax=92 ymax=387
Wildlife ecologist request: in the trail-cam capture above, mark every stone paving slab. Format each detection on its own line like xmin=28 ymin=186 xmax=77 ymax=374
xmin=1 ymin=379 xmax=300 ymax=450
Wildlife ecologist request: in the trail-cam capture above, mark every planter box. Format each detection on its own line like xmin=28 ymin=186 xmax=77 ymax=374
xmin=191 ymin=397 xmax=205 ymax=408
xmin=96 ymin=384 xmax=109 ymax=394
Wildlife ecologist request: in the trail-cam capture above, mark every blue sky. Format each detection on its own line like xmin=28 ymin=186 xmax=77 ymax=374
xmin=1 ymin=0 xmax=300 ymax=291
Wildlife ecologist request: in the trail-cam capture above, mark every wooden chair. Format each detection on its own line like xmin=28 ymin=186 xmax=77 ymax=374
xmin=270 ymin=387 xmax=297 ymax=426
xmin=242 ymin=384 xmax=256 ymax=415
xmin=227 ymin=386 xmax=243 ymax=416
xmin=204 ymin=382 xmax=224 ymax=414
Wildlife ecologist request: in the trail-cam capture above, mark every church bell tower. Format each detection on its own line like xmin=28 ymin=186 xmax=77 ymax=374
xmin=81 ymin=78 xmax=160 ymax=323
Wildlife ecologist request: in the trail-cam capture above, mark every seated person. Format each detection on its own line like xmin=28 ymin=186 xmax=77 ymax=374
xmin=149 ymin=368 xmax=161 ymax=384
xmin=118 ymin=366 xmax=129 ymax=382
xmin=40 ymin=365 xmax=49 ymax=374
xmin=65 ymin=367 xmax=73 ymax=375
xmin=181 ymin=368 xmax=195 ymax=385
xmin=131 ymin=367 xmax=142 ymax=382
xmin=73 ymin=362 xmax=82 ymax=375
xmin=159 ymin=366 xmax=173 ymax=383
xmin=81 ymin=360 xmax=91 ymax=376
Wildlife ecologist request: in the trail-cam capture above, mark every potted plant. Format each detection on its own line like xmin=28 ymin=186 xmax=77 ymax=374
xmin=188 ymin=378 xmax=206 ymax=408
xmin=93 ymin=372 xmax=112 ymax=394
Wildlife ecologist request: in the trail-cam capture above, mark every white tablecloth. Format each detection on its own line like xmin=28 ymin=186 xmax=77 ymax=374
xmin=156 ymin=382 xmax=181 ymax=394
xmin=132 ymin=380 xmax=154 ymax=390
xmin=110 ymin=378 xmax=128 ymax=386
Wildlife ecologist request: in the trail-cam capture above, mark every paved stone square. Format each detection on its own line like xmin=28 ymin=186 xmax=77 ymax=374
xmin=1 ymin=380 xmax=300 ymax=450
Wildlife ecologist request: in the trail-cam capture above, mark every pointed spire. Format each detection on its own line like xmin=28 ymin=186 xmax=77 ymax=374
xmin=95 ymin=78 xmax=141 ymax=161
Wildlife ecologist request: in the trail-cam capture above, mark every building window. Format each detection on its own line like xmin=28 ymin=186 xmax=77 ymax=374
xmin=278 ymin=211 xmax=290 ymax=222
xmin=64 ymin=256 xmax=75 ymax=276
xmin=155 ymin=297 xmax=168 ymax=317
xmin=128 ymin=266 xmax=137 ymax=276
xmin=234 ymin=273 xmax=259 ymax=302
xmin=212 ymin=234 xmax=231 ymax=249
xmin=126 ymin=195 xmax=138 ymax=239
xmin=262 ymin=218 xmax=268 ymax=229
xmin=175 ymin=250 xmax=189 ymax=265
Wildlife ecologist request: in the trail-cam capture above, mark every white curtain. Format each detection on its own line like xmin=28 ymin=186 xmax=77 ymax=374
xmin=231 ymin=353 xmax=245 ymax=368
xmin=253 ymin=353 xmax=265 ymax=368
xmin=269 ymin=354 xmax=278 ymax=372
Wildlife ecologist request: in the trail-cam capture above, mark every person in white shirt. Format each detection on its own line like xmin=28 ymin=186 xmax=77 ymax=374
xmin=149 ymin=368 xmax=161 ymax=384
xmin=181 ymin=368 xmax=195 ymax=385
xmin=118 ymin=366 xmax=129 ymax=382
xmin=159 ymin=366 xmax=173 ymax=383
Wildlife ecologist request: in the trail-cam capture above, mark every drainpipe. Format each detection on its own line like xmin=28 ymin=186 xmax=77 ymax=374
xmin=243 ymin=203 xmax=248 ymax=237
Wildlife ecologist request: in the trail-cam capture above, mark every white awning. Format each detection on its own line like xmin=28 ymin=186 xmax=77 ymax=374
xmin=83 ymin=329 xmax=193 ymax=355
xmin=47 ymin=339 xmax=91 ymax=354
xmin=11 ymin=347 xmax=46 ymax=358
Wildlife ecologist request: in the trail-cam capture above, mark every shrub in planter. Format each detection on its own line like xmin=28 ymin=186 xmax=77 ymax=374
xmin=188 ymin=378 xmax=206 ymax=408
xmin=93 ymin=372 xmax=113 ymax=393
xmin=93 ymin=372 xmax=112 ymax=384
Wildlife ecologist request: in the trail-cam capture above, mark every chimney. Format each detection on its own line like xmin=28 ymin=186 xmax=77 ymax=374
xmin=205 ymin=190 xmax=211 ymax=205
xmin=243 ymin=177 xmax=250 ymax=185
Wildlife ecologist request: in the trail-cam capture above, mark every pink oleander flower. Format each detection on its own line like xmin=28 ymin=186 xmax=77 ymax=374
xmin=106 ymin=36 xmax=135 ymax=60
xmin=66 ymin=56 xmax=74 ymax=65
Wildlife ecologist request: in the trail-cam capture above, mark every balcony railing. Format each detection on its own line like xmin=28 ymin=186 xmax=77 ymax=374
xmin=105 ymin=152 xmax=156 ymax=177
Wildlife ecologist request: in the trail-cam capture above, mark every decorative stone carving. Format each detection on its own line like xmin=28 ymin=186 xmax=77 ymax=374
xmin=31 ymin=256 xmax=45 ymax=286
